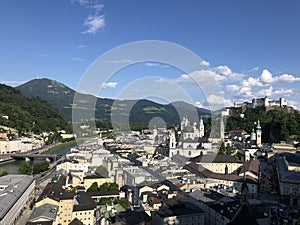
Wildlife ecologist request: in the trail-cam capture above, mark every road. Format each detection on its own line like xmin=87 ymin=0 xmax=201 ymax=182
xmin=15 ymin=156 xmax=65 ymax=225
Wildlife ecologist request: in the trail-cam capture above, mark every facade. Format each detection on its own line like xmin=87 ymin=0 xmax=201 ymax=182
xmin=83 ymin=174 xmax=112 ymax=190
xmin=190 ymin=154 xmax=243 ymax=174
xmin=169 ymin=116 xmax=218 ymax=158
xmin=72 ymin=192 xmax=96 ymax=225
xmin=123 ymin=166 xmax=158 ymax=186
xmin=0 ymin=139 xmax=33 ymax=154
xmin=276 ymin=152 xmax=300 ymax=206
xmin=186 ymin=162 xmax=258 ymax=196
xmin=0 ymin=175 xmax=35 ymax=225
xmin=35 ymin=174 xmax=75 ymax=225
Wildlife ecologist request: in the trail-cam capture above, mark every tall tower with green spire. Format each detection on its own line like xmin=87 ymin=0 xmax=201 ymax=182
xmin=256 ymin=120 xmax=262 ymax=146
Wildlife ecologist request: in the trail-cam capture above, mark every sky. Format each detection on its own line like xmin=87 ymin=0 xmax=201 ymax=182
xmin=1 ymin=0 xmax=300 ymax=109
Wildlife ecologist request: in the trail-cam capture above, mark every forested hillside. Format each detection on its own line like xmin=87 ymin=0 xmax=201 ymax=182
xmin=226 ymin=106 xmax=300 ymax=143
xmin=0 ymin=84 xmax=71 ymax=135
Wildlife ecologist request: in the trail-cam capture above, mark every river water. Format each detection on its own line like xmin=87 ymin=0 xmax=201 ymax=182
xmin=0 ymin=145 xmax=75 ymax=174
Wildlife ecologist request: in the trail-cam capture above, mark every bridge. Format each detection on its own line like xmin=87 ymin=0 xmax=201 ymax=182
xmin=9 ymin=153 xmax=61 ymax=162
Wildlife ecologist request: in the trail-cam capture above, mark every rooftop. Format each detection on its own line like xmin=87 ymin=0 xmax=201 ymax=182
xmin=156 ymin=196 xmax=205 ymax=218
xmin=28 ymin=203 xmax=58 ymax=222
xmin=0 ymin=174 xmax=35 ymax=220
xmin=36 ymin=174 xmax=74 ymax=202
xmin=185 ymin=162 xmax=257 ymax=184
xmin=73 ymin=191 xmax=96 ymax=211
xmin=190 ymin=154 xmax=241 ymax=164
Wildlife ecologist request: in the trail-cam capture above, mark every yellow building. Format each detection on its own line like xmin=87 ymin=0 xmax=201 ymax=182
xmin=72 ymin=192 xmax=96 ymax=225
xmin=35 ymin=174 xmax=75 ymax=225
xmin=83 ymin=174 xmax=112 ymax=190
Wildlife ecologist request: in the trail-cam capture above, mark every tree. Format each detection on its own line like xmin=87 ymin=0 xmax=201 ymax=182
xmin=108 ymin=183 xmax=119 ymax=191
xmin=19 ymin=162 xmax=32 ymax=174
xmin=71 ymin=187 xmax=77 ymax=194
xmin=0 ymin=171 xmax=8 ymax=177
xmin=225 ymin=143 xmax=233 ymax=155
xmin=218 ymin=141 xmax=226 ymax=155
xmin=114 ymin=199 xmax=129 ymax=209
xmin=87 ymin=182 xmax=99 ymax=192
xmin=99 ymin=182 xmax=109 ymax=192
xmin=98 ymin=197 xmax=111 ymax=205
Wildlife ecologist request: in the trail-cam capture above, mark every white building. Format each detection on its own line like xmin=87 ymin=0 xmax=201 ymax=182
xmin=0 ymin=175 xmax=35 ymax=225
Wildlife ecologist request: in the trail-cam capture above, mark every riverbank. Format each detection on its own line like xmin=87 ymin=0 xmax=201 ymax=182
xmin=0 ymin=157 xmax=14 ymax=165
xmin=43 ymin=140 xmax=77 ymax=153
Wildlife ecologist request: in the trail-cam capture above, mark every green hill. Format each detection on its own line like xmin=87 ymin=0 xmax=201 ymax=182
xmin=226 ymin=106 xmax=300 ymax=143
xmin=17 ymin=78 xmax=210 ymax=130
xmin=0 ymin=83 xmax=70 ymax=135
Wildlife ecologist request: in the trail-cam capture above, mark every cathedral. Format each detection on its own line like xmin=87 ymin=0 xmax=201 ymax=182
xmin=169 ymin=116 xmax=210 ymax=158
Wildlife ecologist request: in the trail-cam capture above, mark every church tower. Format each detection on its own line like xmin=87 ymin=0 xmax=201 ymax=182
xmin=220 ymin=116 xmax=225 ymax=141
xmin=169 ymin=132 xmax=176 ymax=149
xmin=250 ymin=128 xmax=256 ymax=141
xmin=199 ymin=116 xmax=205 ymax=138
xmin=256 ymin=120 xmax=262 ymax=146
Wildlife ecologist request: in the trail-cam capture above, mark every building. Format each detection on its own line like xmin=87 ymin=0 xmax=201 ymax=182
xmin=72 ymin=191 xmax=97 ymax=225
xmin=185 ymin=162 xmax=258 ymax=196
xmin=168 ymin=116 xmax=219 ymax=158
xmin=83 ymin=174 xmax=112 ymax=190
xmin=276 ymin=152 xmax=300 ymax=206
xmin=152 ymin=196 xmax=205 ymax=225
xmin=123 ymin=166 xmax=158 ymax=186
xmin=227 ymin=97 xmax=291 ymax=116
xmin=190 ymin=154 xmax=243 ymax=175
xmin=35 ymin=174 xmax=75 ymax=225
xmin=0 ymin=175 xmax=35 ymax=225
xmin=27 ymin=203 xmax=58 ymax=224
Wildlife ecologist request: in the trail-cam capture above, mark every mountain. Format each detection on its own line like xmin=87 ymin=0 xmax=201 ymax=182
xmin=0 ymin=83 xmax=70 ymax=135
xmin=17 ymin=78 xmax=210 ymax=129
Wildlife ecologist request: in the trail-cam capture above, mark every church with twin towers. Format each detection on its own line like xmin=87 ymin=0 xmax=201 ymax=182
xmin=168 ymin=115 xmax=225 ymax=158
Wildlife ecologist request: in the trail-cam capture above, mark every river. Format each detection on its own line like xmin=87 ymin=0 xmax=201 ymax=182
xmin=0 ymin=145 xmax=75 ymax=174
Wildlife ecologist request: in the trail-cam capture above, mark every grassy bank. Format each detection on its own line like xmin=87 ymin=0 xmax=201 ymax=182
xmin=43 ymin=140 xmax=77 ymax=153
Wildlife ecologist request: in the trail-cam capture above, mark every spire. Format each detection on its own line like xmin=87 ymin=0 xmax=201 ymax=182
xmin=256 ymin=120 xmax=261 ymax=130
xmin=250 ymin=128 xmax=256 ymax=141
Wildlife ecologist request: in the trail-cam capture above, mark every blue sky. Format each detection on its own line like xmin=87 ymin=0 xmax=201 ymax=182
xmin=1 ymin=0 xmax=300 ymax=109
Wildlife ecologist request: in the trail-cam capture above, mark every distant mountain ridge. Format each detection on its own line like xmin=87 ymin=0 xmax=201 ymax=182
xmin=17 ymin=78 xmax=210 ymax=128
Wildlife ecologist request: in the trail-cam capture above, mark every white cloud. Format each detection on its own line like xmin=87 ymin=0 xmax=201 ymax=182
xmin=71 ymin=0 xmax=103 ymax=12
xmin=0 ymin=80 xmax=26 ymax=87
xmin=71 ymin=0 xmax=105 ymax=34
xmin=76 ymin=44 xmax=87 ymax=48
xmin=260 ymin=69 xmax=300 ymax=84
xmin=242 ymin=77 xmax=264 ymax=88
xmin=212 ymin=65 xmax=244 ymax=82
xmin=70 ymin=57 xmax=85 ymax=62
xmin=257 ymin=86 xmax=273 ymax=96
xmin=252 ymin=67 xmax=259 ymax=71
xmin=226 ymin=84 xmax=240 ymax=92
xmin=288 ymin=100 xmax=298 ymax=109
xmin=195 ymin=101 xmax=205 ymax=108
xmin=199 ymin=59 xmax=210 ymax=67
xmin=273 ymin=88 xmax=293 ymax=96
xmin=145 ymin=62 xmax=160 ymax=67
xmin=83 ymin=15 xmax=105 ymax=34
xmin=206 ymin=94 xmax=232 ymax=107
xmin=101 ymin=82 xmax=117 ymax=88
